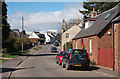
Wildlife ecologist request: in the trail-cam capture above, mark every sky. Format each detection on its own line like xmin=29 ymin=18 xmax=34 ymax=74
xmin=7 ymin=2 xmax=84 ymax=34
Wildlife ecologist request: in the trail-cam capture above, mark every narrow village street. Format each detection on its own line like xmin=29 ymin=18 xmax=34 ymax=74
xmin=5 ymin=44 xmax=116 ymax=77
xmin=1 ymin=1 xmax=120 ymax=79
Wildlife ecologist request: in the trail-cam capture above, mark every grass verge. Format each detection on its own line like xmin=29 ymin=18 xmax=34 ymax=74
xmin=1 ymin=49 xmax=30 ymax=63
xmin=33 ymin=46 xmax=42 ymax=51
xmin=0 ymin=59 xmax=9 ymax=63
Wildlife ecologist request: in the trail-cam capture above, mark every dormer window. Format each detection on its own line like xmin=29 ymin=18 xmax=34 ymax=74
xmin=85 ymin=18 xmax=96 ymax=29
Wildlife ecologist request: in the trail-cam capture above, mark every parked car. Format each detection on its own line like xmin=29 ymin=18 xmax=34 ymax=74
xmin=62 ymin=49 xmax=90 ymax=70
xmin=55 ymin=40 xmax=58 ymax=42
xmin=51 ymin=47 xmax=57 ymax=52
xmin=67 ymin=49 xmax=72 ymax=54
xmin=56 ymin=51 xmax=67 ymax=65
xmin=54 ymin=42 xmax=59 ymax=46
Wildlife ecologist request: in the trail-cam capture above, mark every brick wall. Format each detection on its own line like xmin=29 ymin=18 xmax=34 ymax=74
xmin=114 ymin=22 xmax=120 ymax=71
xmin=97 ymin=28 xmax=113 ymax=49
xmin=72 ymin=40 xmax=75 ymax=49
xmin=76 ymin=39 xmax=82 ymax=49
xmin=118 ymin=23 xmax=120 ymax=72
xmin=82 ymin=36 xmax=98 ymax=64
xmin=72 ymin=23 xmax=120 ymax=70
xmin=72 ymin=36 xmax=98 ymax=64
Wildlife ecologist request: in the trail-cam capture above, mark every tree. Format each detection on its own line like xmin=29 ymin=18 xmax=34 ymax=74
xmin=21 ymin=30 xmax=26 ymax=35
xmin=80 ymin=2 xmax=119 ymax=19
xmin=5 ymin=34 xmax=31 ymax=51
xmin=56 ymin=33 xmax=61 ymax=43
xmin=2 ymin=2 xmax=10 ymax=48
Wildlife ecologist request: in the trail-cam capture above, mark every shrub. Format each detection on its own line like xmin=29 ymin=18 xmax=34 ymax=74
xmin=2 ymin=48 xmax=9 ymax=56
xmin=63 ymin=41 xmax=72 ymax=51
xmin=90 ymin=59 xmax=96 ymax=66
xmin=13 ymin=38 xmax=21 ymax=50
xmin=4 ymin=34 xmax=31 ymax=52
xmin=66 ymin=41 xmax=72 ymax=50
xmin=2 ymin=48 xmax=8 ymax=53
xmin=4 ymin=35 xmax=17 ymax=51
xmin=20 ymin=36 xmax=31 ymax=49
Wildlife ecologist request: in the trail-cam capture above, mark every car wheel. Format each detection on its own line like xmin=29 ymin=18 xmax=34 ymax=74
xmin=85 ymin=66 xmax=89 ymax=70
xmin=56 ymin=60 xmax=58 ymax=64
xmin=62 ymin=62 xmax=65 ymax=68
xmin=58 ymin=61 xmax=61 ymax=65
xmin=66 ymin=63 xmax=70 ymax=70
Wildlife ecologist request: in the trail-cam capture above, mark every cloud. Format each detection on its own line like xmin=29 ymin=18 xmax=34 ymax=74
xmin=8 ymin=3 xmax=84 ymax=34
xmin=6 ymin=0 xmax=86 ymax=2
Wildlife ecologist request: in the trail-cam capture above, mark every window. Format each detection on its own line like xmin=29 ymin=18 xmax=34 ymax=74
xmin=89 ymin=38 xmax=92 ymax=54
xmin=66 ymin=33 xmax=69 ymax=38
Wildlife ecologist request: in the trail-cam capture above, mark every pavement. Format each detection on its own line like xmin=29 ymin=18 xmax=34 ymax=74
xmin=0 ymin=57 xmax=13 ymax=60
xmin=1 ymin=46 xmax=40 ymax=78
xmin=93 ymin=65 xmax=118 ymax=77
xmin=1 ymin=44 xmax=119 ymax=78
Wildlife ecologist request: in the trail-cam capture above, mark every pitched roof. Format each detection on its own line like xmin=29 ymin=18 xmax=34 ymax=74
xmin=11 ymin=29 xmax=21 ymax=36
xmin=33 ymin=31 xmax=41 ymax=38
xmin=34 ymin=31 xmax=40 ymax=35
xmin=73 ymin=3 xmax=120 ymax=40
xmin=112 ymin=16 xmax=120 ymax=23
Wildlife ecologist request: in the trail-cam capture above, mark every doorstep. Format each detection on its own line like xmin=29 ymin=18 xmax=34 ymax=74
xmin=95 ymin=65 xmax=118 ymax=77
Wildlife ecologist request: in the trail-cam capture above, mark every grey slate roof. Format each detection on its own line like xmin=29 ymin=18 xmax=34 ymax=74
xmin=73 ymin=3 xmax=120 ymax=40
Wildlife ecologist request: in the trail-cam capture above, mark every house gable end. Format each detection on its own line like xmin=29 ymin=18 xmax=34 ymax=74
xmin=28 ymin=32 xmax=40 ymax=39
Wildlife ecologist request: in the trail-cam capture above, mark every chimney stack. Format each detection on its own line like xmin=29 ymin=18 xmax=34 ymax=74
xmin=62 ymin=18 xmax=66 ymax=33
xmin=91 ymin=7 xmax=97 ymax=18
xmin=93 ymin=7 xmax=95 ymax=12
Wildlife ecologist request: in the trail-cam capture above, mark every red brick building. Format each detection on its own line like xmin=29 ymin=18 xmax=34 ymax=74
xmin=72 ymin=3 xmax=120 ymax=71
xmin=112 ymin=16 xmax=120 ymax=72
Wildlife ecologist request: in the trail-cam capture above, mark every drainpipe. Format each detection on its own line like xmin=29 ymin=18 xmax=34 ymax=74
xmin=112 ymin=23 xmax=115 ymax=71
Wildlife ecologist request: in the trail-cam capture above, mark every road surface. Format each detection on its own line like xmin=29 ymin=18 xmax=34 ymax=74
xmin=10 ymin=44 xmax=115 ymax=77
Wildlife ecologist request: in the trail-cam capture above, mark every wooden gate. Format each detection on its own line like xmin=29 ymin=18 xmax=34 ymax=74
xmin=98 ymin=48 xmax=113 ymax=68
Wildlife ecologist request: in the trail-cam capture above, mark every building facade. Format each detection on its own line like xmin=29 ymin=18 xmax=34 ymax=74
xmin=112 ymin=16 xmax=120 ymax=71
xmin=28 ymin=32 xmax=45 ymax=46
xmin=72 ymin=3 xmax=120 ymax=71
xmin=61 ymin=24 xmax=81 ymax=50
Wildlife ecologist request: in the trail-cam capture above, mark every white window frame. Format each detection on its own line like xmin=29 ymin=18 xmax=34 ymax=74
xmin=76 ymin=41 xmax=77 ymax=49
xmin=89 ymin=38 xmax=92 ymax=54
xmin=66 ymin=33 xmax=69 ymax=38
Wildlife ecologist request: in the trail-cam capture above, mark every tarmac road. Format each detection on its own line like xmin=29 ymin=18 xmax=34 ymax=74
xmin=10 ymin=44 xmax=116 ymax=77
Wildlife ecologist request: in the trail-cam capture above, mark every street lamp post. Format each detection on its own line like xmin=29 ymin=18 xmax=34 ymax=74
xmin=22 ymin=17 xmax=24 ymax=52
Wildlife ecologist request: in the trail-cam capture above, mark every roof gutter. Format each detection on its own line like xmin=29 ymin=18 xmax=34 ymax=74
xmin=72 ymin=34 xmax=97 ymax=40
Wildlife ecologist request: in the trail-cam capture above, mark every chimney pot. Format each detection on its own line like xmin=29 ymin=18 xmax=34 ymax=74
xmin=93 ymin=7 xmax=95 ymax=11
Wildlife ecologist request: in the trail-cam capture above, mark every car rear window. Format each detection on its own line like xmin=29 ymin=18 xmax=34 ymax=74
xmin=72 ymin=50 xmax=86 ymax=54
xmin=72 ymin=50 xmax=88 ymax=58
xmin=60 ymin=52 xmax=67 ymax=56
xmin=52 ymin=47 xmax=56 ymax=49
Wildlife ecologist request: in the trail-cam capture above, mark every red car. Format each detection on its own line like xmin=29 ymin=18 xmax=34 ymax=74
xmin=56 ymin=51 xmax=67 ymax=65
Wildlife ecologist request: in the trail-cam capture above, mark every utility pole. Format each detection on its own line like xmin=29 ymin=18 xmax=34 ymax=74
xmin=22 ymin=17 xmax=24 ymax=52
